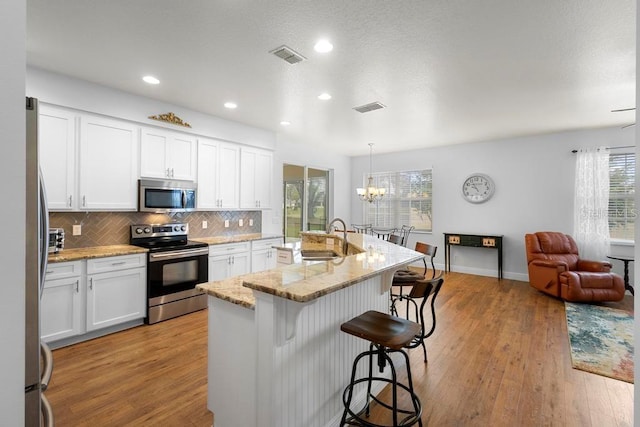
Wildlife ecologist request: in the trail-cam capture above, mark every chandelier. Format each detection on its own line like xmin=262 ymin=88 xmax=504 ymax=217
xmin=356 ymin=143 xmax=386 ymax=203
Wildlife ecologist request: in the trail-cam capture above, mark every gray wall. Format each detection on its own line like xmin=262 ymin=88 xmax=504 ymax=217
xmin=0 ymin=0 xmax=26 ymax=423
xmin=351 ymin=128 xmax=635 ymax=281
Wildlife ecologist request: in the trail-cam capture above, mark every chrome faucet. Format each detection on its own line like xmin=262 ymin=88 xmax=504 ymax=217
xmin=326 ymin=218 xmax=348 ymax=255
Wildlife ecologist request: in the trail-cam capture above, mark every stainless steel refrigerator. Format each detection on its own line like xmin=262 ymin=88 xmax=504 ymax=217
xmin=25 ymin=97 xmax=54 ymax=426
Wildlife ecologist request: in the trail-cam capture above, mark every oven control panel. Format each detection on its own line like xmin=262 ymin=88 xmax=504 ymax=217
xmin=131 ymin=223 xmax=188 ymax=239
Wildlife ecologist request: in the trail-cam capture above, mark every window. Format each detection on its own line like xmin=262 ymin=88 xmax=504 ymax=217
xmin=363 ymin=169 xmax=432 ymax=231
xmin=609 ymin=153 xmax=635 ymax=240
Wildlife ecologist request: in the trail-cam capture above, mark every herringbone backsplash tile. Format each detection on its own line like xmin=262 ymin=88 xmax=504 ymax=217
xmin=50 ymin=211 xmax=263 ymax=248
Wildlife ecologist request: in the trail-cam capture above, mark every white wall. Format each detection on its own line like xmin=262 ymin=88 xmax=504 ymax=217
xmin=0 ymin=0 xmax=26 ymax=423
xmin=267 ymin=137 xmax=351 ymax=234
xmin=351 ymin=128 xmax=635 ymax=281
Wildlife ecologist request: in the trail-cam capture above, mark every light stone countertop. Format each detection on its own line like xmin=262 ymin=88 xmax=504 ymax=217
xmin=197 ymin=233 xmax=424 ymax=308
xmin=48 ymin=244 xmax=148 ymax=263
xmin=193 ymin=233 xmax=283 ymax=246
xmin=47 ymin=233 xmax=283 ymax=263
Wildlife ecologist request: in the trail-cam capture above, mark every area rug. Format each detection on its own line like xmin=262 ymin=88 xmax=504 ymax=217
xmin=564 ymin=302 xmax=634 ymax=383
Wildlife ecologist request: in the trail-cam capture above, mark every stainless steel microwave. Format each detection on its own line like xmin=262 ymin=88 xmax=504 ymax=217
xmin=138 ymin=179 xmax=197 ymax=213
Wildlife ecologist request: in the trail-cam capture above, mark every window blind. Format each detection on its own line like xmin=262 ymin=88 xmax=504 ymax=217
xmin=363 ymin=169 xmax=432 ymax=231
xmin=609 ymin=152 xmax=635 ymax=240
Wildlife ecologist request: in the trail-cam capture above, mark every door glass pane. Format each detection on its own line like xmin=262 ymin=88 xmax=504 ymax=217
xmin=307 ymin=168 xmax=328 ymax=232
xmin=284 ymin=165 xmax=304 ymax=242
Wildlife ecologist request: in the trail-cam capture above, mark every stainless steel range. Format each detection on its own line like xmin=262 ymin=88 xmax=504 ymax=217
xmin=130 ymin=223 xmax=209 ymax=324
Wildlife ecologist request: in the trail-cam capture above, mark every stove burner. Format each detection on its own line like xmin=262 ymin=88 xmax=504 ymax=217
xmin=129 ymin=223 xmax=208 ymax=252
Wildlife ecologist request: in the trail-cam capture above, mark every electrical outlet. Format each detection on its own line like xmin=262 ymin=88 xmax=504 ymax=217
xmin=239 ymin=219 xmax=244 ymax=227
xmin=72 ymin=224 xmax=82 ymax=236
xmin=202 ymin=221 xmax=208 ymax=229
xmin=249 ymin=219 xmax=254 ymax=226
xmin=224 ymin=220 xmax=229 ymax=228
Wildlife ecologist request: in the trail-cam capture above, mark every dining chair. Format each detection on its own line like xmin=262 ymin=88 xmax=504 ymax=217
xmin=399 ymin=225 xmax=415 ymax=247
xmin=371 ymin=227 xmax=397 ymax=241
xmin=351 ymin=224 xmax=372 ymax=234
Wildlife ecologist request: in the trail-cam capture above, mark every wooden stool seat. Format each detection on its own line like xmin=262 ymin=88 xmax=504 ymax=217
xmin=341 ymin=310 xmax=421 ymax=351
xmin=392 ymin=269 xmax=425 ymax=283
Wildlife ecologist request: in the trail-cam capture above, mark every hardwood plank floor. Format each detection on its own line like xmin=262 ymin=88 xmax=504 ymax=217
xmin=45 ymin=272 xmax=633 ymax=426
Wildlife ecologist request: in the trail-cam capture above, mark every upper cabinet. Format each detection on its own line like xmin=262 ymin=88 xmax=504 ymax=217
xmin=79 ymin=115 xmax=139 ymax=210
xmin=240 ymin=147 xmax=273 ymax=209
xmin=39 ymin=106 xmax=139 ymax=211
xmin=197 ymin=138 xmax=240 ymax=209
xmin=141 ymin=128 xmax=197 ymax=181
xmin=39 ymin=105 xmax=77 ymax=210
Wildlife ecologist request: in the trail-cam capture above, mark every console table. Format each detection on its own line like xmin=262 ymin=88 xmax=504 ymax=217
xmin=444 ymin=233 xmax=504 ymax=279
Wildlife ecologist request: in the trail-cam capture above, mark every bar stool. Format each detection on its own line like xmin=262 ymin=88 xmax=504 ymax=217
xmin=340 ymin=311 xmax=423 ymax=426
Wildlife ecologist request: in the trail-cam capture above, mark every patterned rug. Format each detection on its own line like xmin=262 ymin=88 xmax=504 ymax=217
xmin=565 ymin=302 xmax=634 ymax=383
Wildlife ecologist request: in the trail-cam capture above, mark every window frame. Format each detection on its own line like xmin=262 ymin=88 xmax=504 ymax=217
xmin=608 ymin=152 xmax=635 ymax=242
xmin=362 ymin=169 xmax=433 ymax=232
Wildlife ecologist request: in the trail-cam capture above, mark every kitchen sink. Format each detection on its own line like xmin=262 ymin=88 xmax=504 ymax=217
xmin=300 ymin=249 xmax=341 ymax=261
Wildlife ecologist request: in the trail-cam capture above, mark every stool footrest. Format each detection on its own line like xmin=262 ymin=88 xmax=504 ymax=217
xmin=342 ymin=377 xmax=422 ymax=426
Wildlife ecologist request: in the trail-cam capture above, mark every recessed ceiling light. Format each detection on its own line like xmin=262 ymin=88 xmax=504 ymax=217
xmin=280 ymin=121 xmax=291 ymax=126
xmin=224 ymin=102 xmax=238 ymax=109
xmin=318 ymin=93 xmax=332 ymax=101
xmin=142 ymin=75 xmax=160 ymax=85
xmin=314 ymin=40 xmax=333 ymax=53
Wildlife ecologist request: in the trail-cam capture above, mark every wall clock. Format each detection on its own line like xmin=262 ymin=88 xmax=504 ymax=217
xmin=462 ymin=173 xmax=495 ymax=203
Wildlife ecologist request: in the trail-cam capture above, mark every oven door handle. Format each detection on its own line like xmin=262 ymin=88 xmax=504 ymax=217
xmin=149 ymin=247 xmax=209 ymax=261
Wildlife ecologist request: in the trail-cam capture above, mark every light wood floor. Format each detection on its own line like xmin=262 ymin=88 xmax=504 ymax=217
xmin=46 ymin=272 xmax=633 ymax=426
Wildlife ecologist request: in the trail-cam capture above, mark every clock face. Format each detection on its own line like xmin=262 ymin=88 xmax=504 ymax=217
xmin=462 ymin=174 xmax=495 ymax=203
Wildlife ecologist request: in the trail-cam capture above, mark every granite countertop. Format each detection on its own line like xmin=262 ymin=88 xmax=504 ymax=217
xmin=193 ymin=233 xmax=283 ymax=246
xmin=197 ymin=233 xmax=424 ymax=308
xmin=48 ymin=244 xmax=148 ymax=263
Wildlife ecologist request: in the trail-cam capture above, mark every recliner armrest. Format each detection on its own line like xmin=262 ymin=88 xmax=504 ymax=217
xmin=530 ymin=259 xmax=568 ymax=272
xmin=576 ymin=259 xmax=611 ymax=272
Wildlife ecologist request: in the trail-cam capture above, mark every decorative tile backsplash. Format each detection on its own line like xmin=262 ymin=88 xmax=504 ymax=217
xmin=50 ymin=211 xmax=263 ymax=248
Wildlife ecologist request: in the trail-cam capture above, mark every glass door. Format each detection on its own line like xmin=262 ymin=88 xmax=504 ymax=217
xmin=283 ymin=164 xmax=330 ymax=243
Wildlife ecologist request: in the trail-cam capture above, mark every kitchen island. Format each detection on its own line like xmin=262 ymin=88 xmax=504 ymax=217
xmin=197 ymin=232 xmax=424 ymax=427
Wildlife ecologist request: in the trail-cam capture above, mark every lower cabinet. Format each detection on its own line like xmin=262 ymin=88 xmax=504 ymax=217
xmin=41 ymin=254 xmax=146 ymax=345
xmin=41 ymin=261 xmax=83 ymax=342
xmin=251 ymin=238 xmax=283 ymax=273
xmin=208 ymin=242 xmax=251 ymax=281
xmin=86 ymin=267 xmax=146 ymax=331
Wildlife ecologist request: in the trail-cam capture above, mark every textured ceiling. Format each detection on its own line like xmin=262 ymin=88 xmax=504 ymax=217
xmin=27 ymin=0 xmax=636 ymax=156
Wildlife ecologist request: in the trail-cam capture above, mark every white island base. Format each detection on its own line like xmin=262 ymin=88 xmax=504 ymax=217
xmin=207 ymin=274 xmax=393 ymax=427
xmin=200 ymin=233 xmax=425 ymax=427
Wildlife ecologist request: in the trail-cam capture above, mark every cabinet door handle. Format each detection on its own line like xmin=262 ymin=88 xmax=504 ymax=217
xmin=111 ymin=261 xmax=126 ymax=266
xmin=75 ymin=280 xmax=79 ymax=293
xmin=89 ymin=278 xmax=93 ymax=290
xmin=166 ymin=168 xmax=170 ymax=177
xmin=68 ymin=195 xmax=73 ymax=207
xmin=171 ymin=168 xmax=175 ymax=177
xmin=82 ymin=195 xmax=86 ymax=207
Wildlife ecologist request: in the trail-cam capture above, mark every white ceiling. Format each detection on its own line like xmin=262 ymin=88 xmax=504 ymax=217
xmin=27 ymin=1 xmax=636 ymax=156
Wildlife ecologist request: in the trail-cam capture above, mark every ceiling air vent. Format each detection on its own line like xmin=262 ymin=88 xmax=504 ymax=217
xmin=353 ymin=102 xmax=386 ymax=113
xmin=270 ymin=45 xmax=306 ymax=65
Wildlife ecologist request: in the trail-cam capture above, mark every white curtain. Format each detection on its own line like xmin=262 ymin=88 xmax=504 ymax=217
xmin=573 ymin=147 xmax=610 ymax=260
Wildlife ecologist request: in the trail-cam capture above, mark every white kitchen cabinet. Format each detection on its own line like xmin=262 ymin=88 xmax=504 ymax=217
xmin=41 ymin=261 xmax=84 ymax=343
xmin=39 ymin=105 xmax=77 ymax=210
xmin=86 ymin=254 xmax=146 ymax=331
xmin=240 ymin=147 xmax=273 ymax=209
xmin=208 ymin=242 xmax=251 ymax=281
xmin=197 ymin=138 xmax=240 ymax=209
xmin=79 ymin=114 xmax=139 ymax=210
xmin=141 ymin=127 xmax=197 ymax=181
xmin=38 ymin=107 xmax=139 ymax=211
xmin=251 ymin=238 xmax=283 ymax=273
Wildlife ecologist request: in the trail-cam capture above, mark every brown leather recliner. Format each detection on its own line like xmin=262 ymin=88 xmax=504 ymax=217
xmin=525 ymin=232 xmax=625 ymax=302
